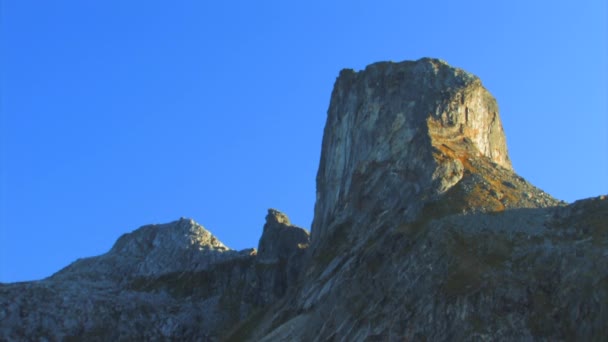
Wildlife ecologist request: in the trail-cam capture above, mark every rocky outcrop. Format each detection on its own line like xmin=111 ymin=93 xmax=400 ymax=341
xmin=244 ymin=209 xmax=310 ymax=306
xmin=258 ymin=209 xmax=309 ymax=263
xmin=227 ymin=59 xmax=606 ymax=341
xmin=52 ymin=218 xmax=244 ymax=283
xmin=0 ymin=211 xmax=308 ymax=341
xmin=256 ymin=209 xmax=310 ymax=301
xmin=0 ymin=218 xmax=251 ymax=340
xmin=313 ymin=58 xmax=516 ymax=251
xmin=1 ymin=58 xmax=606 ymax=341
xmin=258 ymin=209 xmax=310 ymax=263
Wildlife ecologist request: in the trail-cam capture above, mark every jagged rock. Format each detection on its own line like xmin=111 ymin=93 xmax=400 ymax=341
xmin=0 ymin=218 xmax=256 ymax=341
xmin=0 ymin=219 xmax=262 ymax=341
xmin=51 ymin=218 xmax=244 ymax=283
xmin=258 ymin=209 xmax=310 ymax=263
xmin=0 ymin=213 xmax=310 ymax=341
xmin=253 ymin=209 xmax=310 ymax=305
xmin=312 ymin=58 xmax=516 ymax=250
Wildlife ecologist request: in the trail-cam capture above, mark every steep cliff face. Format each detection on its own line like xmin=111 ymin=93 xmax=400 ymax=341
xmin=228 ymin=59 xmax=606 ymax=341
xmin=1 ymin=58 xmax=606 ymax=341
xmin=312 ymin=59 xmax=513 ymax=251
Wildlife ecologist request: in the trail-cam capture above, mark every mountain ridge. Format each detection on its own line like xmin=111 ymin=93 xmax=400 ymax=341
xmin=1 ymin=58 xmax=606 ymax=341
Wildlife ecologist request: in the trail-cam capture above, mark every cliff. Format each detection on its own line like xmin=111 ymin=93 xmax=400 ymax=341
xmin=314 ymin=59 xmax=532 ymax=250
xmin=1 ymin=58 xmax=606 ymax=341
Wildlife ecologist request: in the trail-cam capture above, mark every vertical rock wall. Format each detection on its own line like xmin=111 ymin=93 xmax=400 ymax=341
xmin=312 ymin=58 xmax=511 ymax=249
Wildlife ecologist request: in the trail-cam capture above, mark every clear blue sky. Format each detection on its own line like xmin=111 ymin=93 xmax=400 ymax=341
xmin=1 ymin=1 xmax=606 ymax=282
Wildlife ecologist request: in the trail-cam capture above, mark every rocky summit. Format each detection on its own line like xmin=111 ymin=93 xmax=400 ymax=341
xmin=1 ymin=58 xmax=606 ymax=341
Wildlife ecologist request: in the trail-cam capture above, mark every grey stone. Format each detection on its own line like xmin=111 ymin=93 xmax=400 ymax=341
xmin=233 ymin=59 xmax=606 ymax=341
xmin=312 ymin=58 xmax=514 ymax=252
xmin=257 ymin=208 xmax=310 ymax=263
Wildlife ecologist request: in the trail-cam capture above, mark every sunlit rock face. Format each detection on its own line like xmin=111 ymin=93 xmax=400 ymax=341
xmin=312 ymin=58 xmax=511 ymax=249
xmin=51 ymin=218 xmax=239 ymax=283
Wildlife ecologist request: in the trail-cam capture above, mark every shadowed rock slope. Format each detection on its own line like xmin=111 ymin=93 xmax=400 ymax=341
xmin=1 ymin=58 xmax=606 ymax=341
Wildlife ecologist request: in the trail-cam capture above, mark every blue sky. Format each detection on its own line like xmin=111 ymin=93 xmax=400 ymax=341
xmin=1 ymin=1 xmax=606 ymax=282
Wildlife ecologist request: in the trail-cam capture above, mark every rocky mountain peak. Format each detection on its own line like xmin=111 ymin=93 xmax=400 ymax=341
xmin=258 ymin=209 xmax=310 ymax=263
xmin=265 ymin=208 xmax=291 ymax=226
xmin=50 ymin=218 xmax=241 ymax=282
xmin=312 ymin=58 xmax=518 ymax=249
xmin=110 ymin=217 xmax=229 ymax=256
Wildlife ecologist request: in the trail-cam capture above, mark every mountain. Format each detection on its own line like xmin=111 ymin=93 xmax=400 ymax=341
xmin=1 ymin=58 xmax=606 ymax=341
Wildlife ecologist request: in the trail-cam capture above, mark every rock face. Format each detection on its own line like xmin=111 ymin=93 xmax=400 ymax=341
xmin=313 ymin=58 xmax=512 ymax=250
xmin=1 ymin=58 xmax=606 ymax=341
xmin=53 ymin=218 xmax=237 ymax=282
xmin=227 ymin=59 xmax=606 ymax=341
xmin=253 ymin=209 xmax=310 ymax=305
xmin=0 ymin=212 xmax=308 ymax=341
xmin=243 ymin=197 xmax=607 ymax=341
xmin=258 ymin=209 xmax=310 ymax=263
